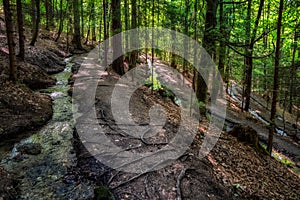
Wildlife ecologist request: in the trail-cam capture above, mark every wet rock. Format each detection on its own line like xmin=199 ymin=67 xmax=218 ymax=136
xmin=71 ymin=62 xmax=81 ymax=74
xmin=16 ymin=143 xmax=42 ymax=155
xmin=0 ymin=167 xmax=17 ymax=200
xmin=18 ymin=62 xmax=56 ymax=90
xmin=26 ymin=46 xmax=66 ymax=74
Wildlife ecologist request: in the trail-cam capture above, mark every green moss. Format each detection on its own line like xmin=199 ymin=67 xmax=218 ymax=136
xmin=93 ymin=186 xmax=114 ymax=200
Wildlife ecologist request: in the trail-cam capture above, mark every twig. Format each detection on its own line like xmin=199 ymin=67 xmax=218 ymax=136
xmin=176 ymin=168 xmax=187 ymax=200
xmin=107 ymin=171 xmax=121 ymax=186
xmin=144 ymin=175 xmax=150 ymax=199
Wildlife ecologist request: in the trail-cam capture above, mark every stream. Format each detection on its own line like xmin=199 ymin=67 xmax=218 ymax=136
xmin=227 ymin=85 xmax=288 ymax=136
xmin=0 ymin=56 xmax=94 ymax=199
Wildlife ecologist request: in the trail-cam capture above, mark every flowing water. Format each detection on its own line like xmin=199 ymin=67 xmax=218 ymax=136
xmin=0 ymin=56 xmax=94 ymax=199
xmin=227 ymin=86 xmax=288 ymax=136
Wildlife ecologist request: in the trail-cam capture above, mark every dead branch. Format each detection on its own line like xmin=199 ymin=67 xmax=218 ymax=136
xmin=176 ymin=168 xmax=187 ymax=200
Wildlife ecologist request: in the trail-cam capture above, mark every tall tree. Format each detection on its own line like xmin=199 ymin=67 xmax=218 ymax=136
xmin=195 ymin=0 xmax=218 ymax=111
xmin=30 ymin=0 xmax=41 ymax=46
xmin=288 ymin=22 xmax=299 ymax=113
xmin=111 ymin=0 xmax=124 ymax=75
xmin=129 ymin=0 xmax=137 ymax=70
xmin=3 ymin=0 xmax=17 ymax=82
xmin=103 ymin=0 xmax=108 ymax=67
xmin=72 ymin=0 xmax=83 ymax=49
xmin=55 ymin=0 xmax=66 ymax=42
xmin=16 ymin=0 xmax=25 ymax=60
xmin=267 ymin=0 xmax=284 ymax=154
xmin=243 ymin=0 xmax=264 ymax=111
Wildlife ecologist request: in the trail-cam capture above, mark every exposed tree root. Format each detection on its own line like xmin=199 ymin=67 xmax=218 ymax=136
xmin=176 ymin=168 xmax=187 ymax=200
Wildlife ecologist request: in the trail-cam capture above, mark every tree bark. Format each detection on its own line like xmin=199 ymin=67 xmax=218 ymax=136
xmin=103 ymin=0 xmax=108 ymax=68
xmin=3 ymin=0 xmax=17 ymax=82
xmin=30 ymin=0 xmax=40 ymax=46
xmin=129 ymin=0 xmax=137 ymax=70
xmin=195 ymin=0 xmax=218 ymax=110
xmin=72 ymin=0 xmax=83 ymax=50
xmin=55 ymin=0 xmax=65 ymax=42
xmin=267 ymin=0 xmax=284 ymax=155
xmin=16 ymin=0 xmax=25 ymax=60
xmin=243 ymin=0 xmax=264 ymax=111
xmin=111 ymin=0 xmax=124 ymax=75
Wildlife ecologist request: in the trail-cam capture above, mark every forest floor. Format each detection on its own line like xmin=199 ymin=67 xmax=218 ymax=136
xmin=70 ymin=54 xmax=300 ymax=200
xmin=0 ymin=15 xmax=299 ymax=199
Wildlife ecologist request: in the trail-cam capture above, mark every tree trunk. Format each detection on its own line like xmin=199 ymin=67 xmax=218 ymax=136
xmin=129 ymin=0 xmax=137 ymax=70
xmin=16 ymin=0 xmax=25 ymax=60
xmin=103 ymin=0 xmax=108 ymax=68
xmin=30 ymin=0 xmax=40 ymax=46
xmin=195 ymin=0 xmax=218 ymax=111
xmin=183 ymin=0 xmax=190 ymax=79
xmin=124 ymin=0 xmax=129 ymax=52
xmin=244 ymin=0 xmax=264 ymax=111
xmin=111 ymin=0 xmax=124 ymax=75
xmin=91 ymin=0 xmax=96 ymax=42
xmin=288 ymin=23 xmax=298 ymax=113
xmin=55 ymin=0 xmax=65 ymax=42
xmin=80 ymin=0 xmax=84 ymax=38
xmin=45 ymin=0 xmax=50 ymax=30
xmin=267 ymin=0 xmax=284 ymax=155
xmin=3 ymin=0 xmax=17 ymax=82
xmin=72 ymin=0 xmax=83 ymax=50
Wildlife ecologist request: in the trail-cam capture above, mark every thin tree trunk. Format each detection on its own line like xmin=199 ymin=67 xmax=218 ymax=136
xmin=72 ymin=0 xmax=83 ymax=50
xmin=16 ymin=0 xmax=25 ymax=60
xmin=267 ymin=0 xmax=284 ymax=155
xmin=195 ymin=0 xmax=218 ymax=111
xmin=103 ymin=0 xmax=108 ymax=68
xmin=30 ymin=0 xmax=40 ymax=46
xmin=129 ymin=0 xmax=137 ymax=70
xmin=91 ymin=0 xmax=96 ymax=42
xmin=55 ymin=0 xmax=65 ymax=42
xmin=288 ymin=23 xmax=298 ymax=113
xmin=183 ymin=0 xmax=189 ymax=79
xmin=111 ymin=0 xmax=124 ymax=75
xmin=3 ymin=0 xmax=17 ymax=82
xmin=124 ymin=0 xmax=129 ymax=52
xmin=45 ymin=0 xmax=50 ymax=30
xmin=244 ymin=0 xmax=264 ymax=111
xmin=80 ymin=0 xmax=84 ymax=38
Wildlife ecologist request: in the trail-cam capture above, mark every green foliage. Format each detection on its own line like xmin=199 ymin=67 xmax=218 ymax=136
xmin=145 ymin=71 xmax=162 ymax=91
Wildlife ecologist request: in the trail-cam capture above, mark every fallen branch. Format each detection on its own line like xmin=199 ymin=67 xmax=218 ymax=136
xmin=176 ymin=168 xmax=187 ymax=200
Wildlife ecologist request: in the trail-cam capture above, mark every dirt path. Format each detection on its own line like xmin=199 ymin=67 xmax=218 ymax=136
xmin=72 ymin=61 xmax=231 ymax=199
xmin=69 ymin=53 xmax=300 ymax=199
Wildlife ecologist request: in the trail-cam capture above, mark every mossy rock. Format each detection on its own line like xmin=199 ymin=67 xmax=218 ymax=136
xmin=93 ymin=186 xmax=114 ymax=200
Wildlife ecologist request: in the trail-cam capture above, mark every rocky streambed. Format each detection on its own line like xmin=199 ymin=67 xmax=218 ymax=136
xmin=0 ymin=56 xmax=95 ymax=199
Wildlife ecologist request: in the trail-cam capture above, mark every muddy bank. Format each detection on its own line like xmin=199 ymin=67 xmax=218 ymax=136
xmin=0 ymin=81 xmax=53 ymax=138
